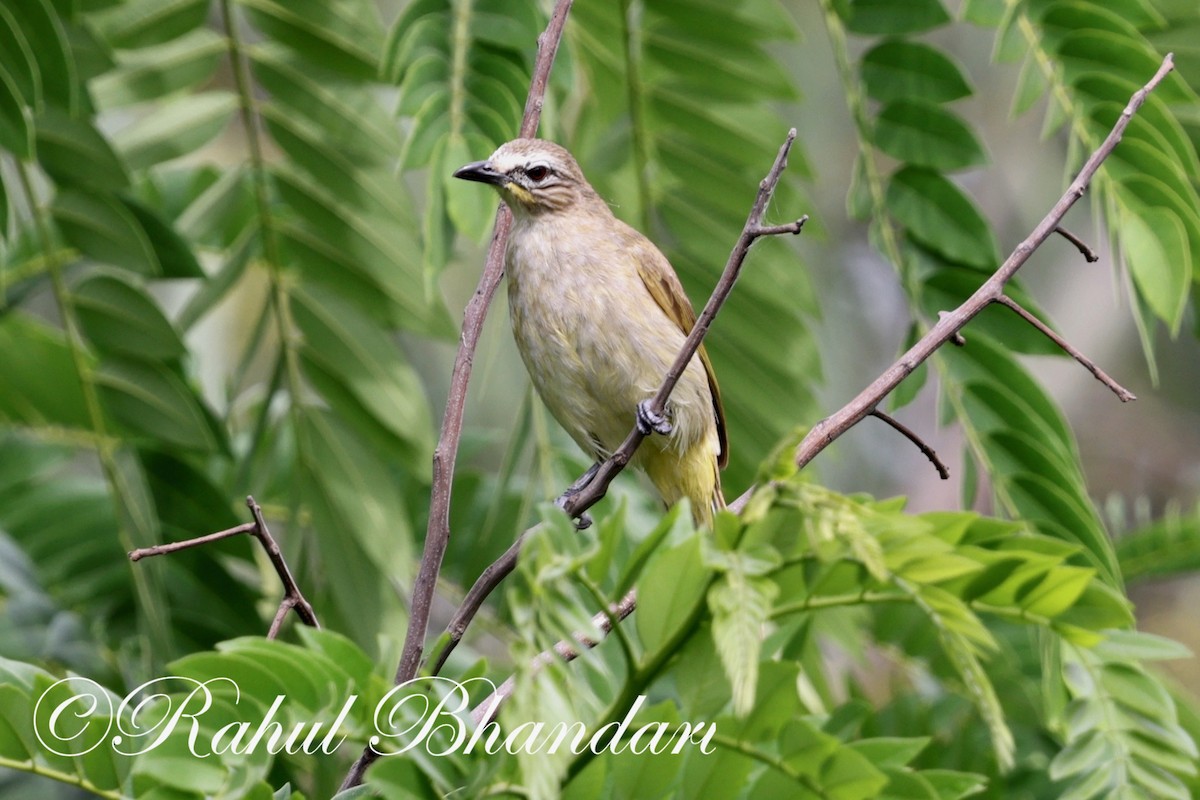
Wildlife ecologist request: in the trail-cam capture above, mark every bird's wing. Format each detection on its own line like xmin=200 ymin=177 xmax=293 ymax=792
xmin=633 ymin=238 xmax=729 ymax=468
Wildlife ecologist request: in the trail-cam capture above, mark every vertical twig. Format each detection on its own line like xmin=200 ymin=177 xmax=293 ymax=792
xmin=338 ymin=1 xmax=576 ymax=790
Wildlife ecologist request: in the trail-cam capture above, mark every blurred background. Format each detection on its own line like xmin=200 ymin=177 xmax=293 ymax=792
xmin=2 ymin=0 xmax=1200 ymax=729
xmin=0 ymin=0 xmax=1197 ymax=779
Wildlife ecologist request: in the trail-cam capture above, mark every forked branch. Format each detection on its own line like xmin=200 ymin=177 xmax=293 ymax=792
xmin=129 ymin=496 xmax=318 ymax=637
xmin=782 ymin=53 xmax=1171 ymax=477
xmin=339 ymin=0 xmax=577 ymax=791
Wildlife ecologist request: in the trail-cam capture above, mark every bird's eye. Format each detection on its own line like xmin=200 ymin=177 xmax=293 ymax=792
xmin=525 ymin=165 xmax=550 ymax=182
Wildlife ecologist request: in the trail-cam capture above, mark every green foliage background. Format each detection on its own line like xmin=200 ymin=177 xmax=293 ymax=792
xmin=0 ymin=0 xmax=1198 ymax=797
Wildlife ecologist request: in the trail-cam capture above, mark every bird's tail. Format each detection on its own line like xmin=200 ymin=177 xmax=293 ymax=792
xmin=644 ymin=445 xmax=724 ymax=528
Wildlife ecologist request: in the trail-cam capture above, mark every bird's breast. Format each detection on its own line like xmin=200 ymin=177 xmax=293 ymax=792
xmin=504 ymin=218 xmax=712 ymax=459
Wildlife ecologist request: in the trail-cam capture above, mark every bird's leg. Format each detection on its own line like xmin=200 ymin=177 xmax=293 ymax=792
xmin=636 ymin=399 xmax=673 ymax=436
xmin=556 ymin=461 xmax=600 ymax=530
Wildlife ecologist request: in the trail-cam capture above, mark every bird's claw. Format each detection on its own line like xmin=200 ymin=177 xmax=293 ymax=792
xmin=554 ymin=493 xmax=593 ymax=530
xmin=636 ymin=400 xmax=673 ymax=436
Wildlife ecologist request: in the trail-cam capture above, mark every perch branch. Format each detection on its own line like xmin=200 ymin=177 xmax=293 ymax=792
xmin=391 ymin=0 xmax=575 ymax=689
xmin=338 ymin=0 xmax=575 ymax=791
xmin=558 ymin=132 xmax=807 ymax=519
xmin=782 ymin=53 xmax=1170 ymax=476
xmin=128 ymin=496 xmax=319 ymax=636
xmin=868 ymin=409 xmax=949 ymax=480
xmin=430 ymin=529 xmax=530 ymax=675
xmin=427 ymin=133 xmax=807 ymax=676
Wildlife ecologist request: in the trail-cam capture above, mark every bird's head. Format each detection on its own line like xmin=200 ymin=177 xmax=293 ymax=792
xmin=453 ymin=139 xmax=593 ymax=216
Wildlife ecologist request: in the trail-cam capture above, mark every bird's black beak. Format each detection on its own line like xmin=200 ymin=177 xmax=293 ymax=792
xmin=453 ymin=160 xmax=506 ymax=186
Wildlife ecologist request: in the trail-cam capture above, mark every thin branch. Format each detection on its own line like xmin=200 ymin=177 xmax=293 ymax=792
xmin=127 ymin=523 xmax=256 ymax=560
xmin=783 ymin=53 xmax=1171 ymax=476
xmin=428 ymin=134 xmax=808 ymax=677
xmin=868 ymin=409 xmax=949 ymax=480
xmin=430 ymin=528 xmax=530 ymax=675
xmin=992 ymin=294 xmax=1135 ymax=401
xmin=937 ymin=311 xmax=966 ymax=346
xmin=470 ymin=590 xmax=638 ymax=726
xmin=128 ymin=496 xmax=319 ymax=636
xmin=559 ymin=131 xmax=808 ymax=518
xmin=1054 ymin=225 xmax=1100 ymax=263
xmin=338 ymin=1 xmax=576 ymax=791
xmin=245 ymin=496 xmax=319 ymax=634
xmin=392 ymin=0 xmax=575 ymax=687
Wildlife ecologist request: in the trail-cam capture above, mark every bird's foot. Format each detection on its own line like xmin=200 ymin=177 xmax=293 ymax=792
xmin=636 ymin=400 xmax=673 ymax=436
xmin=556 ymin=462 xmax=600 ymax=530
xmin=554 ymin=493 xmax=593 ymax=530
xmin=566 ymin=462 xmax=601 ymax=494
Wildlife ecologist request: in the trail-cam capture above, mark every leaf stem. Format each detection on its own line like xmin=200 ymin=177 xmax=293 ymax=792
xmin=219 ymin=0 xmax=307 ymax=460
xmin=14 ymin=161 xmax=173 ymax=662
xmin=709 ymin=734 xmax=831 ymax=799
xmin=0 ymin=756 xmax=124 ymax=800
xmin=620 ymin=0 xmax=654 ymax=232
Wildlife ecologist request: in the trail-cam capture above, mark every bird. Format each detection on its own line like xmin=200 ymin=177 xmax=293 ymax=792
xmin=453 ymin=138 xmax=727 ymax=527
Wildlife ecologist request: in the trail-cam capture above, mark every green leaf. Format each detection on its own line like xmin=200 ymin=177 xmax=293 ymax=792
xmin=708 ymin=557 xmax=778 ymax=715
xmin=0 ymin=5 xmax=41 ymax=111
xmin=962 ymin=0 xmax=1006 ymax=25
xmin=119 ymin=195 xmax=205 ymax=278
xmin=250 ymin=45 xmax=402 ymax=162
xmin=89 ymin=0 xmax=210 ymax=50
xmin=1054 ymin=641 xmax=1196 ymax=800
xmin=861 ymin=41 xmax=973 ymax=104
xmin=52 ymin=188 xmax=158 ymax=274
xmin=296 ymin=409 xmax=412 ymax=648
xmin=887 ymin=167 xmax=999 ymax=270
xmin=95 ymin=358 xmax=221 ymax=451
xmin=114 ymin=91 xmax=237 ymax=169
xmin=90 ymin=29 xmax=225 ymax=108
xmin=843 ymin=0 xmax=951 ymax=35
xmin=34 ymin=107 xmax=129 ymax=190
xmin=240 ymin=0 xmax=383 ymax=80
xmin=290 ymin=286 xmax=434 ymax=474
xmin=636 ymin=533 xmax=708 ymax=655
xmin=272 ymin=165 xmax=454 ymax=337
xmin=1050 ymin=729 xmax=1111 ymax=780
xmin=169 ymin=166 xmax=256 ymax=246
xmin=1094 ymin=630 xmax=1192 ymax=663
xmin=1020 ymin=566 xmax=1094 ymax=618
xmin=0 ymin=683 xmax=34 ymax=762
xmin=1118 ymin=204 xmax=1190 ymax=334
xmin=873 ymin=100 xmax=987 ymax=171
xmin=0 ymin=312 xmax=89 ymax=429
xmin=1057 ymin=29 xmax=1194 ymax=106
xmin=73 ymin=272 xmax=186 ymax=361
xmin=259 ymin=104 xmax=408 ymax=219
xmin=1115 ymin=511 xmax=1200 ymax=582
xmin=7 ymin=0 xmax=77 ymax=113
xmin=1011 ymin=52 xmax=1050 ymax=118
xmin=0 ymin=64 xmax=33 ymax=159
